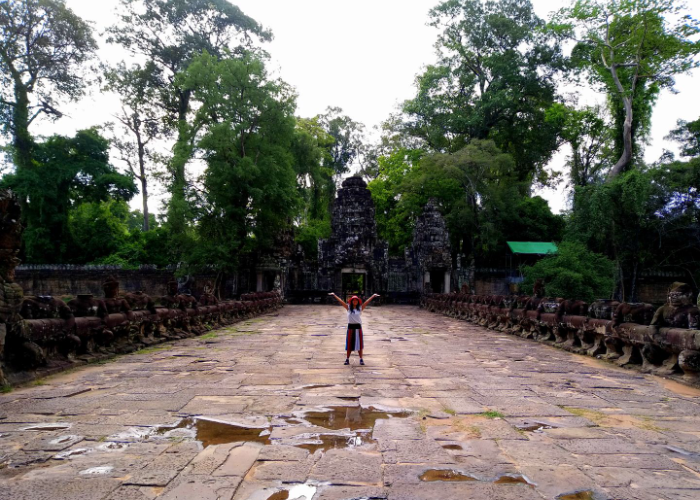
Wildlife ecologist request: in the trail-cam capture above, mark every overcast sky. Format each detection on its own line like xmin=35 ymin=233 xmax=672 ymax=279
xmin=30 ymin=0 xmax=700 ymax=214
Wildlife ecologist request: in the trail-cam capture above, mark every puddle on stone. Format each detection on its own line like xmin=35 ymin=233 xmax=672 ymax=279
xmin=157 ymin=418 xmax=271 ymax=448
xmin=23 ymin=423 xmax=72 ymax=431
xmin=441 ymin=444 xmax=463 ymax=450
xmin=420 ymin=469 xmax=477 ymax=482
xmin=517 ymin=423 xmax=554 ymax=432
xmin=494 ymin=474 xmax=533 ymax=486
xmin=296 ymin=406 xmax=412 ymax=431
xmin=295 ymin=433 xmax=375 ymax=453
xmin=263 ymin=483 xmax=317 ymax=500
xmin=557 ymin=491 xmax=595 ymax=500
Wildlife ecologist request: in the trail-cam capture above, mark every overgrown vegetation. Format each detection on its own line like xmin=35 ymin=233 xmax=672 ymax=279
xmin=1 ymin=0 xmax=699 ymax=299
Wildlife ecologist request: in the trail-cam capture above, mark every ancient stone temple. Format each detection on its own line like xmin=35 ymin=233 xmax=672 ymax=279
xmin=406 ymin=198 xmax=452 ymax=294
xmin=318 ymin=177 xmax=388 ymax=298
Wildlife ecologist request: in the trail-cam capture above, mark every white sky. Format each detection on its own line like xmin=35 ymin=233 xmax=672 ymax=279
xmin=28 ymin=0 xmax=700 ymax=214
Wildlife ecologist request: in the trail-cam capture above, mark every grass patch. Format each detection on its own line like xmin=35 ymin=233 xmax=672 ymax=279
xmin=480 ymin=411 xmax=505 ymax=419
xmin=443 ymin=407 xmax=456 ymax=416
xmin=33 ymin=379 xmax=46 ymax=386
xmin=134 ymin=345 xmax=169 ymax=355
xmin=561 ymin=406 xmax=606 ymax=424
xmin=0 ymin=385 xmax=12 ymax=394
xmin=198 ymin=332 xmax=218 ymax=340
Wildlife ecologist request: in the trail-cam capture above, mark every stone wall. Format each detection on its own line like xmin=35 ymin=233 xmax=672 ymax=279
xmin=14 ymin=266 xmax=228 ymax=299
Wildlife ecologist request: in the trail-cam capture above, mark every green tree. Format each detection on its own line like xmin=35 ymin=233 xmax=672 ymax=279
xmin=0 ymin=129 xmax=136 ymax=262
xmin=106 ymin=0 xmax=271 ymax=237
xmin=367 ymin=148 xmax=424 ymax=255
xmin=178 ymin=51 xmax=300 ymax=272
xmin=318 ymin=107 xmax=365 ymax=182
xmin=552 ymin=0 xmax=700 ymax=178
xmin=68 ymin=200 xmax=130 ymax=264
xmin=103 ymin=61 xmax=164 ymax=231
xmin=292 ymin=117 xmax=335 ymax=258
xmin=369 ymin=140 xmax=564 ymax=263
xmin=522 ymin=241 xmax=615 ymax=302
xmin=0 ymin=0 xmax=96 ymax=194
xmin=545 ymin=103 xmax=612 ymax=187
xmin=567 ymin=160 xmax=700 ymax=300
xmin=667 ymin=116 xmax=700 ymax=158
xmin=403 ymin=0 xmax=564 ymax=183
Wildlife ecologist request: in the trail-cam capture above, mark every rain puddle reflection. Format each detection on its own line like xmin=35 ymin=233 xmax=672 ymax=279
xmin=420 ymin=469 xmax=533 ymax=486
xmin=557 ymin=491 xmax=595 ymax=500
xmin=297 ymin=406 xmax=413 ymax=431
xmin=157 ymin=417 xmax=271 ymax=447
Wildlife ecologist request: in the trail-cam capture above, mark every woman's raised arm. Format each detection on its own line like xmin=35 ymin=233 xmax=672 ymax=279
xmin=362 ymin=294 xmax=380 ymax=310
xmin=328 ymin=293 xmax=348 ymax=310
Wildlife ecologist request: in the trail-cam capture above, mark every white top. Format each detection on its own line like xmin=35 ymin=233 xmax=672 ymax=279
xmin=347 ymin=308 xmax=362 ymax=325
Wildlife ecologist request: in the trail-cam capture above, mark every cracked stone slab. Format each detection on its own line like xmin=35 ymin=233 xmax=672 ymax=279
xmin=310 ymin=449 xmax=383 ymax=485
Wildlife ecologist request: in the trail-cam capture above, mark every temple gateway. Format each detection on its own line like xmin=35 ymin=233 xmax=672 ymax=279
xmin=283 ymin=176 xmax=454 ymax=301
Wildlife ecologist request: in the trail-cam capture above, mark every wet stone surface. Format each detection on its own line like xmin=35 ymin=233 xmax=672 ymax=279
xmin=1 ymin=305 xmax=700 ymax=499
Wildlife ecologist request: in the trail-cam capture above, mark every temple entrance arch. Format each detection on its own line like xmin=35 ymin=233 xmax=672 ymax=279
xmin=341 ymin=269 xmax=366 ymax=300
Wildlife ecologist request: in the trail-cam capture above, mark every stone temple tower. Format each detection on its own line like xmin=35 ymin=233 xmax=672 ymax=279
xmin=406 ymin=198 xmax=452 ymax=294
xmin=318 ymin=177 xmax=388 ymax=298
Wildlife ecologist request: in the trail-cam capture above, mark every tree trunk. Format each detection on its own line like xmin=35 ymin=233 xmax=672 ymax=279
xmin=136 ymin=131 xmax=150 ymax=232
xmin=141 ymin=175 xmax=149 ymax=232
xmin=608 ymin=96 xmax=634 ymax=180
xmin=167 ymin=89 xmax=192 ymax=235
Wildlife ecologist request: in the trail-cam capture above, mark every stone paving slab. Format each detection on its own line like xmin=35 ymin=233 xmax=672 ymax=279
xmin=0 ymin=305 xmax=699 ymax=500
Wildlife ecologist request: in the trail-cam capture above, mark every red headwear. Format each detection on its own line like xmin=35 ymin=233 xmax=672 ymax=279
xmin=350 ymin=295 xmax=362 ymax=306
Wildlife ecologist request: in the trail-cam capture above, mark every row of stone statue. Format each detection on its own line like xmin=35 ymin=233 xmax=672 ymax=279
xmin=4 ymin=277 xmax=283 ymax=379
xmin=421 ymin=281 xmax=700 ymax=383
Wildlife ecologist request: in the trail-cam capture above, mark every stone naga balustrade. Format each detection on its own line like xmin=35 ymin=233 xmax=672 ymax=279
xmin=421 ymin=293 xmax=700 ymax=386
xmin=1 ymin=290 xmax=283 ymax=385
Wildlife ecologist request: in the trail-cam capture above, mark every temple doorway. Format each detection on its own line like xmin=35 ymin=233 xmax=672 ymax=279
xmin=342 ymin=272 xmax=365 ymax=300
xmin=429 ymin=270 xmax=443 ymax=293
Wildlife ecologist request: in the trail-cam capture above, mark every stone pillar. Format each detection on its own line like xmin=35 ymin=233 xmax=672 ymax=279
xmin=256 ymin=273 xmax=264 ymax=292
xmin=444 ymin=271 xmax=451 ymax=294
xmin=424 ymin=272 xmax=431 ymax=291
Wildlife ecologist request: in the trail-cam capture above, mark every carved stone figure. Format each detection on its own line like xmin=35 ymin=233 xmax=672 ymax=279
xmin=161 ymin=281 xmax=184 ymax=310
xmin=613 ymin=302 xmax=654 ymax=326
xmin=650 ymin=282 xmax=699 ymax=329
xmin=590 ymin=299 xmax=620 ymax=320
xmin=124 ymin=290 xmax=157 ymax=313
xmin=199 ymin=285 xmax=219 ymax=306
xmin=68 ymin=294 xmax=108 ymax=318
xmin=102 ymin=277 xmax=131 ymax=315
xmin=0 ymin=190 xmax=25 ymax=383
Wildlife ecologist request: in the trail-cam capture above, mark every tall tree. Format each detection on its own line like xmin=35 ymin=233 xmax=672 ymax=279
xmin=553 ymin=0 xmax=700 ymax=178
xmin=0 ymin=0 xmax=96 ymax=183
xmin=106 ymin=0 xmax=271 ymax=234
xmin=177 ymin=51 xmax=300 ymax=272
xmin=0 ymin=129 xmax=136 ymax=262
xmin=103 ymin=61 xmax=163 ymax=231
xmin=403 ymin=0 xmax=564 ymax=183
xmin=317 ymin=107 xmax=365 ymax=183
xmin=545 ymin=103 xmax=612 ymax=187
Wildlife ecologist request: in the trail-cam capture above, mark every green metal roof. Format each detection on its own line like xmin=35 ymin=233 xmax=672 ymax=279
xmin=507 ymin=241 xmax=558 ymax=255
